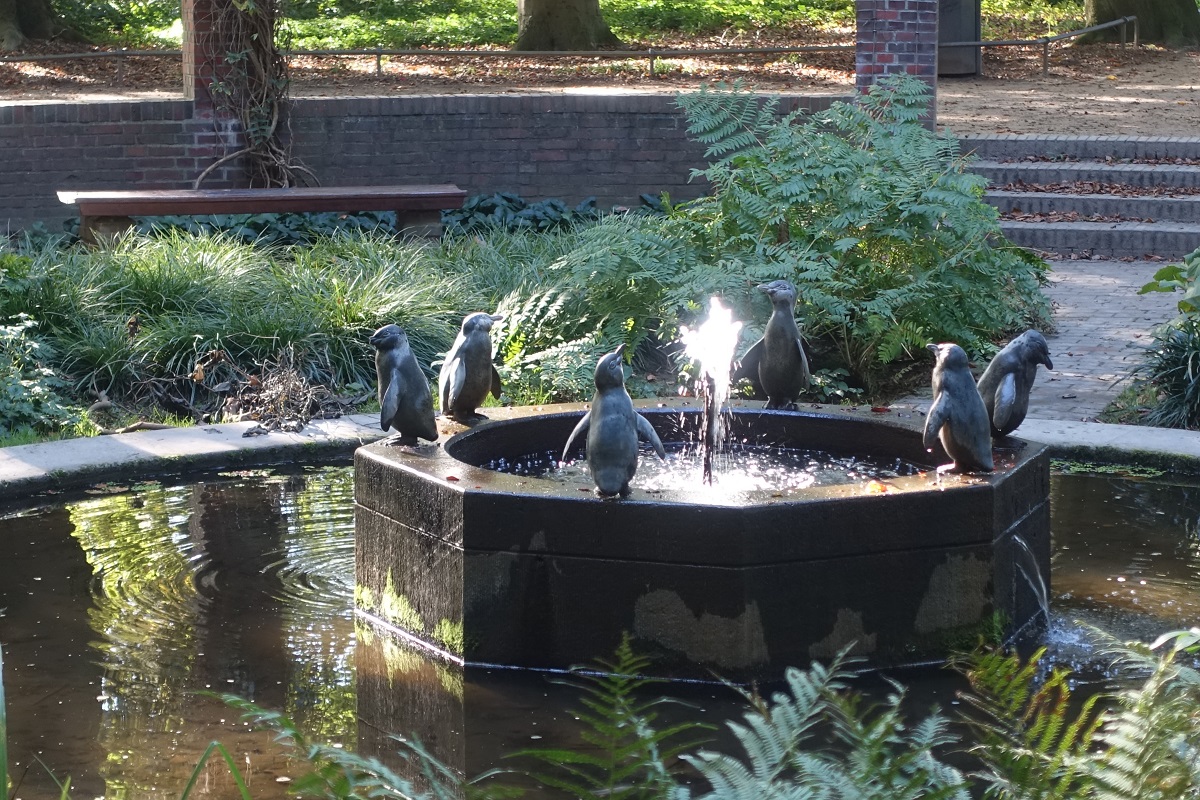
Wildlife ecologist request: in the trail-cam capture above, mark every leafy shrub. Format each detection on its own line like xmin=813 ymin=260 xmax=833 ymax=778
xmin=981 ymin=0 xmax=1085 ymax=40
xmin=1130 ymin=246 xmax=1200 ymax=428
xmin=54 ymin=0 xmax=181 ymax=45
xmin=444 ymin=192 xmax=604 ymax=236
xmin=673 ymin=76 xmax=1051 ymax=396
xmin=136 ymin=210 xmax=398 ymax=246
xmin=487 ymin=215 xmax=691 ymax=403
xmin=0 ymin=315 xmax=76 ymax=436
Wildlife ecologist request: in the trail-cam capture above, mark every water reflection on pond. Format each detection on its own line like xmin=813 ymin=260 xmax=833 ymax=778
xmin=1 ymin=466 xmax=1198 ymax=798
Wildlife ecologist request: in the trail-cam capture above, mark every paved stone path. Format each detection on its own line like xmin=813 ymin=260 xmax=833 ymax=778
xmin=1032 ymin=259 xmax=1181 ymax=421
xmin=897 ymin=258 xmax=1182 ymax=421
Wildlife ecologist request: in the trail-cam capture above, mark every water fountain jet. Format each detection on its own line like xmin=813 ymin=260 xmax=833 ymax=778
xmin=679 ymin=297 xmax=742 ymax=484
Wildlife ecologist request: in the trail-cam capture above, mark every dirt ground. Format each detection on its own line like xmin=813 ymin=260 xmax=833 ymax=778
xmin=2 ymin=34 xmax=1199 ymax=137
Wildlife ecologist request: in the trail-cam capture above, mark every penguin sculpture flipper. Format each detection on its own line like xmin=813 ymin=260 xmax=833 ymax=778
xmin=380 ymin=374 xmax=401 ymax=432
xmin=446 ymin=358 xmax=468 ymax=415
xmin=635 ymin=414 xmax=667 ymax=461
xmin=412 ymin=391 xmax=439 ymax=442
xmin=490 ymin=365 xmax=503 ymax=399
xmin=562 ymin=411 xmax=591 ymax=463
xmin=922 ymin=395 xmax=949 ymax=453
xmin=794 ymin=337 xmax=811 ymax=384
xmin=438 ymin=357 xmax=457 ymax=416
xmin=992 ymin=372 xmax=1018 ymax=432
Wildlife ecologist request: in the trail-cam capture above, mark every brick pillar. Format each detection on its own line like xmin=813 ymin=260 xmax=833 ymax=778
xmin=181 ymin=0 xmax=234 ymax=114
xmin=180 ymin=0 xmax=247 ymax=187
xmin=855 ymin=0 xmax=938 ymax=121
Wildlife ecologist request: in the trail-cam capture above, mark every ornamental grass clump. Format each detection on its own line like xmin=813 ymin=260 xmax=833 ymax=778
xmin=0 ymin=230 xmax=465 ymax=408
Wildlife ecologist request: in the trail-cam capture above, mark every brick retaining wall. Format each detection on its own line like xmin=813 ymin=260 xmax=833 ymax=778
xmin=0 ymin=92 xmax=848 ymax=235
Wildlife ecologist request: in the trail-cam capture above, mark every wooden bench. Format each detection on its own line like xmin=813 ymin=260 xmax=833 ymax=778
xmin=57 ymin=184 xmax=469 ymax=244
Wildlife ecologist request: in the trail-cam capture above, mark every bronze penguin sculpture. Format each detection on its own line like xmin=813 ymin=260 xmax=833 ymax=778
xmin=562 ymin=344 xmax=667 ymax=497
xmin=976 ymin=329 xmax=1054 ymax=439
xmin=439 ymin=312 xmax=504 ymax=423
xmin=923 ymin=342 xmax=994 ymax=473
xmin=370 ymin=323 xmax=438 ymax=446
xmin=731 ymin=280 xmax=811 ymax=410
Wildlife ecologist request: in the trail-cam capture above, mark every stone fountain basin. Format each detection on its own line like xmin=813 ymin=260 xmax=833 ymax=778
xmin=354 ymin=400 xmax=1049 ymax=681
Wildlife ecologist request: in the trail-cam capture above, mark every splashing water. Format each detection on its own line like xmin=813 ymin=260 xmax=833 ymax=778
xmin=679 ymin=297 xmax=743 ymax=483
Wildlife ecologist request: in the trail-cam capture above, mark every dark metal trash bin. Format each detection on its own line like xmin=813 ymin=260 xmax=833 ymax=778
xmin=939 ymin=0 xmax=982 ymax=76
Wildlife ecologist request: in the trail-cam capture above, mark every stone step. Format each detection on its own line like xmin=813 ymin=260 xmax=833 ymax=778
xmin=986 ymin=190 xmax=1200 ymax=223
xmin=960 ymin=135 xmax=1200 ymax=161
xmin=972 ymin=160 xmax=1200 ymax=190
xmin=999 ymin=220 xmax=1200 ymax=260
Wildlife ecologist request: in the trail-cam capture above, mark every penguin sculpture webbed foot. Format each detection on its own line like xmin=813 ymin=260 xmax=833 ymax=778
xmin=381 ymin=432 xmax=419 ymax=447
xmin=992 ymin=435 xmax=1027 ymax=453
xmin=594 ymin=484 xmax=631 ymax=499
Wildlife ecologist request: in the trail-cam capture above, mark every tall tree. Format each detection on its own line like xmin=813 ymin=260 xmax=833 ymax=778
xmin=513 ymin=0 xmax=621 ymax=51
xmin=0 ymin=0 xmax=56 ymax=50
xmin=1085 ymin=0 xmax=1200 ymax=46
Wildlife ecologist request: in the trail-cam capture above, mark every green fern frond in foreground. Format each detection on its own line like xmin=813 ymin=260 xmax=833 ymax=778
xmin=510 ymin=633 xmax=715 ymax=800
xmin=677 ymin=653 xmax=970 ymax=800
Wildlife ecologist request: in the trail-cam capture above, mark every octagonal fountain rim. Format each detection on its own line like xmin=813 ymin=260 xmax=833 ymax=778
xmin=370 ymin=398 xmax=1036 ymax=509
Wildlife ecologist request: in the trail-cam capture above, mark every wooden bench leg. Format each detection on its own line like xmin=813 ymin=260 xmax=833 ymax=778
xmin=80 ymin=215 xmax=136 ymax=246
xmin=395 ymin=209 xmax=443 ymax=238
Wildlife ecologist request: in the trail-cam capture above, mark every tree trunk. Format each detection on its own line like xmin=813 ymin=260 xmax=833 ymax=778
xmin=0 ymin=0 xmax=71 ymax=50
xmin=0 ymin=0 xmax=24 ymax=49
xmin=1085 ymin=0 xmax=1200 ymax=46
xmin=513 ymin=0 xmax=622 ymax=51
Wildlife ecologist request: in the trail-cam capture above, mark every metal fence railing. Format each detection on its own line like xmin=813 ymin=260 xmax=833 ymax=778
xmin=0 ymin=15 xmax=1140 ymax=85
xmin=942 ymin=15 xmax=1138 ymax=75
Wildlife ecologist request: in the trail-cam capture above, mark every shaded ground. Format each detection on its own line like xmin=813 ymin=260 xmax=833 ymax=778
xmin=3 ymin=32 xmax=1199 ymax=136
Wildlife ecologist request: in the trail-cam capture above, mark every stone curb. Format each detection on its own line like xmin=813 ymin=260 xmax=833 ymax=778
xmin=1 ymin=409 xmax=1198 ymax=506
xmin=0 ymin=414 xmax=387 ymax=502
xmin=973 ymin=160 xmax=1200 ymax=189
xmin=986 ymin=191 xmax=1200 ymax=224
xmin=1018 ymin=419 xmax=1200 ymax=474
xmin=1000 ymin=219 xmax=1200 ymax=260
xmin=960 ymin=135 xmax=1200 ymax=161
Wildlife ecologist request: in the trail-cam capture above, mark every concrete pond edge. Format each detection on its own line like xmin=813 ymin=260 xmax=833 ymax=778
xmin=1 ymin=405 xmax=1199 ymax=506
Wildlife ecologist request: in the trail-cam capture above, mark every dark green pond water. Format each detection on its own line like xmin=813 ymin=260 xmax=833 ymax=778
xmin=1 ymin=466 xmax=1198 ymax=799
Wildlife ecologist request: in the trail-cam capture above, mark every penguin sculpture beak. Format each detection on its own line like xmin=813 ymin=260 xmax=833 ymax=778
xmin=613 ymin=343 xmax=627 ymax=358
xmin=490 ymin=314 xmax=505 ymax=322
xmin=925 ymin=343 xmax=939 ymax=356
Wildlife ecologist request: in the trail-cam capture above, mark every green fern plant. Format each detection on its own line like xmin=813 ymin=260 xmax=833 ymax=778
xmin=674 ymin=76 xmax=1051 ymax=397
xmin=509 ymin=634 xmax=714 ymax=800
xmin=1087 ymin=630 xmax=1200 ymax=800
xmin=955 ymin=646 xmax=1104 ymax=800
xmin=214 ymin=692 xmax=512 ymax=800
xmin=676 ymin=652 xmax=970 ymax=800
